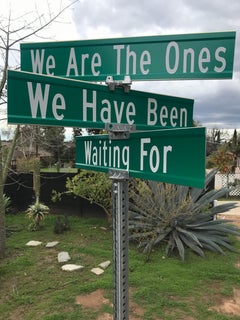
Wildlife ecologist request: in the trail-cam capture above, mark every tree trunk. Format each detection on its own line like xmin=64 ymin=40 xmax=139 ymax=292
xmin=33 ymin=157 xmax=41 ymax=205
xmin=3 ymin=125 xmax=20 ymax=184
xmin=0 ymin=126 xmax=20 ymax=258
xmin=0 ymin=0 xmax=77 ymax=259
xmin=0 ymin=137 xmax=6 ymax=258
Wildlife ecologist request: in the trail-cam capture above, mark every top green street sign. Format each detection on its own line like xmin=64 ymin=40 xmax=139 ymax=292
xmin=20 ymin=31 xmax=236 ymax=82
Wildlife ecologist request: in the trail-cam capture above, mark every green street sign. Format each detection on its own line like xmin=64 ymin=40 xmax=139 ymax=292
xmin=75 ymin=127 xmax=206 ymax=188
xmin=7 ymin=70 xmax=193 ymax=129
xmin=20 ymin=32 xmax=236 ymax=81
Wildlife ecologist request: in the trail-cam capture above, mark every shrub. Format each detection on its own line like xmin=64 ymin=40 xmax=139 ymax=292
xmin=26 ymin=202 xmax=49 ymax=231
xmin=53 ymin=170 xmax=112 ymax=222
xmin=129 ymin=170 xmax=240 ymax=260
xmin=54 ymin=216 xmax=70 ymax=234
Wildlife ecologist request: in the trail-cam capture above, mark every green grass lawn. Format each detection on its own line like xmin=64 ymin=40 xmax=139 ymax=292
xmin=1 ymin=212 xmax=240 ymax=319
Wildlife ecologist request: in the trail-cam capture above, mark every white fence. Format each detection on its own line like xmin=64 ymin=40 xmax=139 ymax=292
xmin=215 ymin=173 xmax=240 ymax=196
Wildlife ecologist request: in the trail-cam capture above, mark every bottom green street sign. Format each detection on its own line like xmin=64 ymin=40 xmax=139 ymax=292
xmin=76 ymin=127 xmax=206 ymax=188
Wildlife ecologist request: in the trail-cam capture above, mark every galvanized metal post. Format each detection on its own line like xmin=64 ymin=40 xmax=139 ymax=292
xmin=110 ymin=172 xmax=129 ymax=320
xmin=105 ymin=77 xmax=133 ymax=320
xmin=107 ymin=128 xmax=131 ymax=320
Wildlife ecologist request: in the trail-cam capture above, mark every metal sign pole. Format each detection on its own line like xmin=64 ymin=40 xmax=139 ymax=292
xmin=110 ymin=170 xmax=129 ymax=320
xmin=106 ymin=77 xmax=134 ymax=320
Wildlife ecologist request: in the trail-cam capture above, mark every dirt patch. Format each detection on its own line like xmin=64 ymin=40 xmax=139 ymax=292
xmin=209 ymin=288 xmax=240 ymax=316
xmin=235 ymin=260 xmax=240 ymax=269
xmin=76 ymin=288 xmax=146 ymax=319
xmin=218 ymin=214 xmax=240 ymax=228
xmin=76 ymin=286 xmax=240 ymax=318
xmin=210 ymin=214 xmax=240 ymax=316
xmin=75 ymin=212 xmax=240 ymax=319
xmin=96 ymin=313 xmax=113 ymax=320
xmin=76 ymin=289 xmax=111 ymax=311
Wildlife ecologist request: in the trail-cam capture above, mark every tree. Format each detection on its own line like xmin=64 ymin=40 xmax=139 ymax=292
xmin=42 ymin=127 xmax=65 ymax=169
xmin=207 ymin=129 xmax=240 ymax=174
xmin=228 ymin=129 xmax=240 ymax=171
xmin=0 ymin=0 xmax=78 ymax=258
xmin=72 ymin=128 xmax=83 ymax=139
xmin=206 ymin=128 xmax=228 ymax=156
xmin=0 ymin=139 xmax=5 ymax=257
xmin=16 ymin=125 xmax=45 ymax=158
xmin=208 ymin=144 xmax=234 ymax=173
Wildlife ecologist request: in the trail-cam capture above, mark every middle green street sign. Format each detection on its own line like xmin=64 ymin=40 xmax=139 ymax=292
xmin=20 ymin=31 xmax=236 ymax=81
xmin=75 ymin=127 xmax=206 ymax=188
xmin=7 ymin=70 xmax=193 ymax=129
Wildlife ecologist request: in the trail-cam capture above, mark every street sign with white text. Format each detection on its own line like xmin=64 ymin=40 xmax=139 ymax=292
xmin=7 ymin=70 xmax=193 ymax=129
xmin=75 ymin=127 xmax=206 ymax=188
xmin=20 ymin=32 xmax=236 ymax=81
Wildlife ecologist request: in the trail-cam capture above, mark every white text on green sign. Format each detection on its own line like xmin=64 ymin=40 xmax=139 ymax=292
xmin=7 ymin=70 xmax=193 ymax=129
xmin=75 ymin=127 xmax=206 ymax=188
xmin=20 ymin=32 xmax=236 ymax=81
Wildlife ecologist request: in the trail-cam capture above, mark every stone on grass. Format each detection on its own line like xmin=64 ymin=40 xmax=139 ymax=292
xmin=91 ymin=267 xmax=104 ymax=276
xmin=58 ymin=251 xmax=71 ymax=263
xmin=45 ymin=241 xmax=59 ymax=248
xmin=26 ymin=240 xmax=42 ymax=247
xmin=61 ymin=264 xmax=84 ymax=272
xmin=98 ymin=260 xmax=111 ymax=269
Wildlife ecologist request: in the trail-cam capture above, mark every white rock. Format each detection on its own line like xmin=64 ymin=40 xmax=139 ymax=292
xmin=46 ymin=241 xmax=59 ymax=248
xmin=61 ymin=264 xmax=84 ymax=272
xmin=91 ymin=267 xmax=104 ymax=275
xmin=26 ymin=240 xmax=42 ymax=247
xmin=58 ymin=251 xmax=71 ymax=263
xmin=98 ymin=260 xmax=111 ymax=269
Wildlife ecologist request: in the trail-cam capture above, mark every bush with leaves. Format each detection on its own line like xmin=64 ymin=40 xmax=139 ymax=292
xmin=52 ymin=170 xmax=112 ymax=222
xmin=129 ymin=170 xmax=240 ymax=260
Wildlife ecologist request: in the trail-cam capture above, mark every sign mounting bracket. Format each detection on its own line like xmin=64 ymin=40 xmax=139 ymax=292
xmin=105 ymin=123 xmax=136 ymax=140
xmin=105 ymin=75 xmax=135 ymax=141
xmin=106 ymin=75 xmax=132 ymax=93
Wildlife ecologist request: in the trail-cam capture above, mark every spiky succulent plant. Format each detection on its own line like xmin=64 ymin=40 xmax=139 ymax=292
xmin=129 ymin=170 xmax=240 ymax=260
xmin=26 ymin=202 xmax=49 ymax=231
xmin=3 ymin=194 xmax=11 ymax=211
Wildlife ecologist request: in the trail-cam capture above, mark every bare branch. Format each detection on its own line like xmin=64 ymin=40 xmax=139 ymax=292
xmin=0 ymin=13 xmax=10 ymax=97
xmin=0 ymin=0 xmax=79 ymax=259
xmin=9 ymin=0 xmax=79 ymax=48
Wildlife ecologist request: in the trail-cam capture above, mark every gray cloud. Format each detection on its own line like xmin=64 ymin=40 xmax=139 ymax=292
xmin=72 ymin=0 xmax=240 ymax=36
xmin=195 ymin=81 xmax=240 ymax=128
xmin=71 ymin=0 xmax=240 ymax=129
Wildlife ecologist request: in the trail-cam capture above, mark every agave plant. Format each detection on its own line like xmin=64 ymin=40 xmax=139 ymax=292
xmin=3 ymin=194 xmax=11 ymax=211
xmin=129 ymin=170 xmax=240 ymax=260
xmin=26 ymin=202 xmax=49 ymax=231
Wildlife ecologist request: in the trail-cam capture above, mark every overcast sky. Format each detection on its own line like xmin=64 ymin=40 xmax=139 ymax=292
xmin=2 ymin=0 xmax=240 ymax=131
